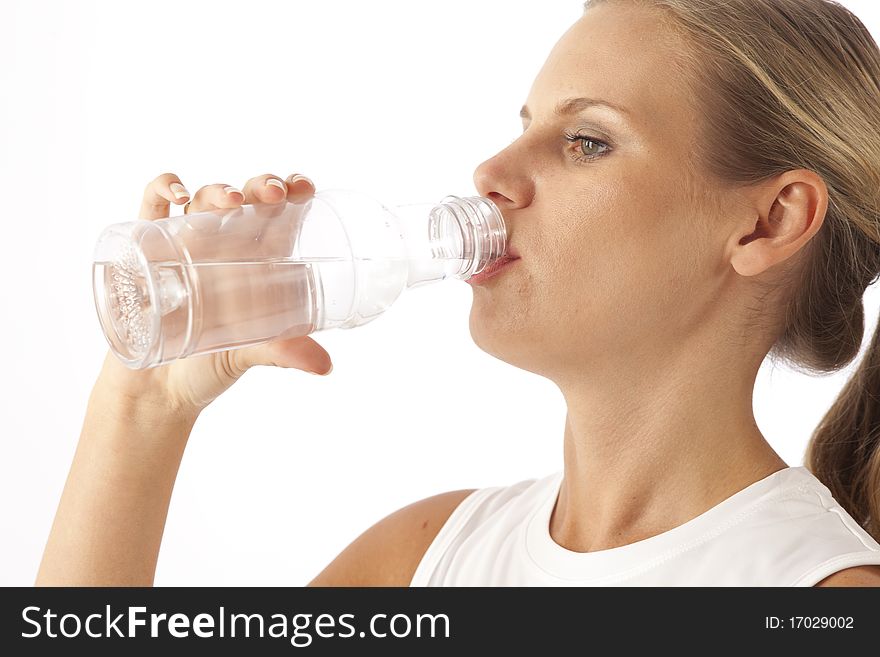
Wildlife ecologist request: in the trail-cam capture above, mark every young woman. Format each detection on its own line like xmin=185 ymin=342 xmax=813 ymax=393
xmin=37 ymin=0 xmax=880 ymax=586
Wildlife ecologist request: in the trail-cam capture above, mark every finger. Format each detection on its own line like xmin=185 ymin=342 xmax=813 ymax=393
xmin=140 ymin=173 xmax=191 ymax=221
xmin=234 ymin=335 xmax=333 ymax=375
xmin=239 ymin=173 xmax=290 ymax=207
xmin=284 ymin=174 xmax=316 ymax=203
xmin=238 ymin=173 xmax=317 ymax=234
xmin=184 ymin=183 xmax=246 ymax=215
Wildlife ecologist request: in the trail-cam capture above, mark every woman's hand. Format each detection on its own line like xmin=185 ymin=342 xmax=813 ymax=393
xmin=95 ymin=172 xmax=334 ymax=419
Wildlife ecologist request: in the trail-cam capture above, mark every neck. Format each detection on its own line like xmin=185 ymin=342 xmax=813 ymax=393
xmin=550 ymin=341 xmax=788 ymax=553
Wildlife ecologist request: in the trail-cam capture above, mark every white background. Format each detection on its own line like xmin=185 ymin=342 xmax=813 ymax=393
xmin=1 ymin=0 xmax=878 ymax=586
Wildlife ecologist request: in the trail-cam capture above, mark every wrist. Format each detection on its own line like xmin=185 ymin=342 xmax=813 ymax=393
xmin=92 ymin=350 xmax=202 ymax=425
xmin=87 ymin=380 xmax=199 ymax=430
xmin=87 ymin=377 xmax=200 ymax=443
xmin=81 ymin=391 xmax=197 ymax=470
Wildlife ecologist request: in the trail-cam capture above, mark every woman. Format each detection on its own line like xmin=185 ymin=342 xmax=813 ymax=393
xmin=37 ymin=0 xmax=880 ymax=586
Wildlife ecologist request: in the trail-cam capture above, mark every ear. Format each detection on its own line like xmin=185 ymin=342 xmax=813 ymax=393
xmin=729 ymin=169 xmax=828 ymax=277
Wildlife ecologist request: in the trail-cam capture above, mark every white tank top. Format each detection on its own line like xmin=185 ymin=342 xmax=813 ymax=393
xmin=409 ymin=466 xmax=880 ymax=586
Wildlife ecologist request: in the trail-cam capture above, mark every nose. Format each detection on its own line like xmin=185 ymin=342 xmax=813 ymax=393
xmin=472 ymin=146 xmax=534 ymax=214
xmin=472 ymin=149 xmax=531 ymax=260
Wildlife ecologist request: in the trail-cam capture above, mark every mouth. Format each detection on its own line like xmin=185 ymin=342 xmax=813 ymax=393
xmin=466 ymin=254 xmax=520 ymax=286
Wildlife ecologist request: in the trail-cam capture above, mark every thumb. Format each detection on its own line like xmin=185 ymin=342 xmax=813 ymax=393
xmin=236 ymin=335 xmax=333 ymax=375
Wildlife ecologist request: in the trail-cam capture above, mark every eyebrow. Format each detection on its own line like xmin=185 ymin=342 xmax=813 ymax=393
xmin=519 ymin=96 xmax=631 ymax=120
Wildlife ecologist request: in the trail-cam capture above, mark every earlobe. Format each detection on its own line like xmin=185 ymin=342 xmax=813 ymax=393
xmin=730 ymin=239 xmax=775 ymax=277
xmin=730 ymin=208 xmax=789 ymax=278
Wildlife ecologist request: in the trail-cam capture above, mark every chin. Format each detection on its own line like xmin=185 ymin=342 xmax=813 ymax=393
xmin=467 ymin=296 xmax=548 ymax=374
xmin=469 ymin=290 xmax=593 ymax=379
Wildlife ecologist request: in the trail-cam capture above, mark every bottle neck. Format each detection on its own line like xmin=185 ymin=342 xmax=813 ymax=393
xmin=395 ymin=195 xmax=508 ymax=288
xmin=431 ymin=195 xmax=507 ymax=278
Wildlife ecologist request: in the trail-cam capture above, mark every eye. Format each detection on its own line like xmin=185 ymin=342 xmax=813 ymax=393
xmin=563 ymin=130 xmax=611 ymax=163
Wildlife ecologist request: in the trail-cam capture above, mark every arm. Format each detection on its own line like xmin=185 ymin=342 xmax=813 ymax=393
xmin=35 ymin=380 xmax=198 ymax=586
xmin=38 ymin=377 xmax=472 ymax=589
xmin=38 ymin=359 xmax=473 ymax=587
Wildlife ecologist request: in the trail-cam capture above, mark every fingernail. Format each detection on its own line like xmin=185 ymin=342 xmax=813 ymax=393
xmin=308 ymin=363 xmax=333 ymax=376
xmin=224 ymin=186 xmax=244 ymax=199
xmin=170 ymin=182 xmax=190 ymax=199
xmin=265 ymin=178 xmax=286 ymax=192
xmin=287 ymin=174 xmax=314 ymax=189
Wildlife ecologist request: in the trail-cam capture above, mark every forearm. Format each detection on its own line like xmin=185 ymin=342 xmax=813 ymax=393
xmin=35 ymin=382 xmax=199 ymax=586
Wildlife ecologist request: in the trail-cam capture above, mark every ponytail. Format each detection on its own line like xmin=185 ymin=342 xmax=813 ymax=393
xmin=806 ymin=306 xmax=880 ymax=541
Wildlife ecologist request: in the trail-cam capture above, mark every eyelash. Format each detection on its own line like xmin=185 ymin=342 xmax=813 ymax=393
xmin=563 ymin=130 xmax=611 ymax=163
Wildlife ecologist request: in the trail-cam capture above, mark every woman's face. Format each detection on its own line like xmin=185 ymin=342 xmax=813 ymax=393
xmin=470 ymin=4 xmax=725 ymax=379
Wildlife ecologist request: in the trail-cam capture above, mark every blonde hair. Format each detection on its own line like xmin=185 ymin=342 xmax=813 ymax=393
xmin=583 ymin=0 xmax=880 ymax=540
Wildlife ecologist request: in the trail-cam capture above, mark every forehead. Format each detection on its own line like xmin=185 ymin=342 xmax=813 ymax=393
xmin=528 ymin=4 xmax=694 ymax=136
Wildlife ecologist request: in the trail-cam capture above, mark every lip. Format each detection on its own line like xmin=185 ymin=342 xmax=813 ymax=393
xmin=466 ymin=255 xmax=520 ymax=285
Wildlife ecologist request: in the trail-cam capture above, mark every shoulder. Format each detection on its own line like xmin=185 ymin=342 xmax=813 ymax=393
xmin=814 ymin=564 xmax=880 ymax=587
xmin=307 ymin=488 xmax=478 ymax=587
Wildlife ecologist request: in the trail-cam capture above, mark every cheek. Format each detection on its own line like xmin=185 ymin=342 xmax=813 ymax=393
xmin=538 ymin=190 xmax=700 ymax=343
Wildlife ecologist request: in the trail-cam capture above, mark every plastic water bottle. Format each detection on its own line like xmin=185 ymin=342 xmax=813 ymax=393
xmin=93 ymin=188 xmax=508 ymax=369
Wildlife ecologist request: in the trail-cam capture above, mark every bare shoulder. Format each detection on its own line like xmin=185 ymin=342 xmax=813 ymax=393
xmin=307 ymin=488 xmax=478 ymax=587
xmin=814 ymin=564 xmax=880 ymax=587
